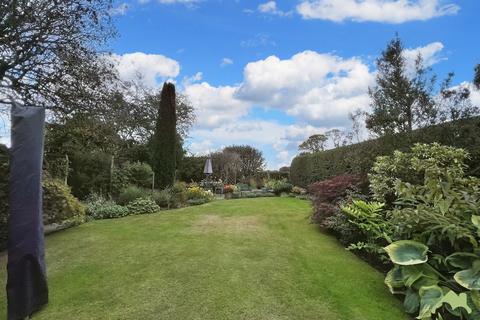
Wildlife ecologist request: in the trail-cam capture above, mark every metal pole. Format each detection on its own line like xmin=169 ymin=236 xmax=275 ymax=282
xmin=64 ymin=154 xmax=69 ymax=186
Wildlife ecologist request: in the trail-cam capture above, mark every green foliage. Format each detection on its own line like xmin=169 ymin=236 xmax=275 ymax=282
xmin=290 ymin=116 xmax=480 ymax=187
xmin=342 ymin=200 xmax=392 ymax=258
xmin=151 ymin=82 xmax=177 ymax=189
xmin=85 ymin=194 xmax=129 ymax=220
xmin=369 ymin=143 xmax=468 ymax=203
xmin=177 ymin=156 xmax=206 ymax=183
xmin=299 ymin=134 xmax=328 ymax=153
xmin=0 ymin=144 xmax=9 ymax=250
xmin=170 ymin=182 xmax=188 ymax=208
xmin=347 ymin=143 xmax=480 ymax=319
xmin=265 ymin=179 xmax=292 ymax=195
xmin=67 ymin=150 xmax=112 ymax=199
xmin=151 ymin=189 xmax=173 ymax=209
xmin=366 ymin=36 xmax=436 ymax=135
xmin=43 ymin=178 xmax=86 ymax=225
xmin=117 ymin=185 xmax=150 ymax=206
xmin=123 ymin=162 xmax=154 ymax=188
xmin=127 ymin=198 xmax=160 ymax=215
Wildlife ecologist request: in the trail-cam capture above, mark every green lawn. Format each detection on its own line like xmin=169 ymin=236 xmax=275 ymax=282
xmin=0 ymin=197 xmax=407 ymax=319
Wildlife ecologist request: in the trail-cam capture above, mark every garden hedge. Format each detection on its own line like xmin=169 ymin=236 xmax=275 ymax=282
xmin=290 ymin=117 xmax=480 ymax=187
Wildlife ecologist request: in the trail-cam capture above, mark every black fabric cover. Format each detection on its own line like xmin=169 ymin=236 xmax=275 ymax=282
xmin=7 ymin=104 xmax=48 ymax=320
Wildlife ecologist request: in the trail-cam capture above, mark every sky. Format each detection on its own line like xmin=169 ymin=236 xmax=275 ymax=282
xmin=2 ymin=0 xmax=480 ymax=169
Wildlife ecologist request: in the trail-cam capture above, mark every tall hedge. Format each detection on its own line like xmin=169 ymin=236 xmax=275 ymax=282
xmin=0 ymin=144 xmax=9 ymax=251
xmin=290 ymin=117 xmax=480 ymax=187
xmin=151 ymin=82 xmax=177 ymax=188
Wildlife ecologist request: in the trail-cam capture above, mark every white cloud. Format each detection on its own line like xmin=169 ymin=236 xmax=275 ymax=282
xmin=241 ymin=33 xmax=276 ymax=48
xmin=297 ymin=0 xmax=460 ymax=23
xmin=183 ymin=82 xmax=250 ymax=129
xmin=221 ymin=58 xmax=234 ymax=67
xmin=189 ymin=120 xmax=330 ymax=168
xmin=237 ymin=50 xmax=374 ymax=125
xmin=110 ymin=3 xmax=129 ymax=16
xmin=258 ymin=1 xmax=292 ymax=17
xmin=111 ymin=52 xmax=180 ymax=87
xmin=403 ymin=41 xmax=445 ymax=73
xmin=469 ymin=83 xmax=480 ymax=107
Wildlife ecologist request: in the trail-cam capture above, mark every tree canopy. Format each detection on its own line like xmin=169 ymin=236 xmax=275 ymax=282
xmin=0 ymin=0 xmax=116 ymax=114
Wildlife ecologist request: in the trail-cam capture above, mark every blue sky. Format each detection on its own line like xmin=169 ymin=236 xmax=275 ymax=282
xmin=2 ymin=0 xmax=480 ymax=169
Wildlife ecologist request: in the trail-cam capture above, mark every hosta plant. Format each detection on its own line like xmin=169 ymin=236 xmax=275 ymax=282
xmin=384 ymin=239 xmax=480 ymax=319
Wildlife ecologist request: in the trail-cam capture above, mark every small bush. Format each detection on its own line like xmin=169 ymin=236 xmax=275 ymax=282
xmin=236 ymin=183 xmax=251 ymax=191
xmin=152 ymin=189 xmax=172 ymax=209
xmin=43 ymin=178 xmax=86 ymax=225
xmin=127 ymin=198 xmax=160 ymax=215
xmin=265 ymin=179 xmax=293 ymax=196
xmin=170 ymin=182 xmax=188 ymax=208
xmin=85 ymin=194 xmax=129 ymax=219
xmin=291 ymin=186 xmax=307 ymax=195
xmin=117 ymin=185 xmax=149 ymax=205
xmin=124 ymin=162 xmax=154 ymax=188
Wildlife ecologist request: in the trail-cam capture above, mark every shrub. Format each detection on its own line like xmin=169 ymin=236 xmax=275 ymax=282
xmin=67 ymin=150 xmax=112 ymax=199
xmin=346 ymin=143 xmax=480 ymax=319
xmin=43 ymin=178 xmax=86 ymax=225
xmin=290 ymin=116 xmax=480 ymax=187
xmin=308 ymin=174 xmax=363 ymax=225
xmin=152 ymin=189 xmax=172 ymax=209
xmin=236 ymin=183 xmax=251 ymax=191
xmin=291 ymin=186 xmax=307 ymax=195
xmin=324 ymin=211 xmax=363 ymax=246
xmin=265 ymin=179 xmax=292 ymax=195
xmin=124 ymin=162 xmax=154 ymax=188
xmin=127 ymin=198 xmax=160 ymax=215
xmin=170 ymin=182 xmax=187 ymax=208
xmin=117 ymin=185 xmax=149 ymax=205
xmin=86 ymin=195 xmax=129 ymax=219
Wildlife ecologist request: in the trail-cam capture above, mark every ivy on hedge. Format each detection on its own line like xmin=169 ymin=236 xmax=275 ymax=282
xmin=290 ymin=117 xmax=480 ymax=187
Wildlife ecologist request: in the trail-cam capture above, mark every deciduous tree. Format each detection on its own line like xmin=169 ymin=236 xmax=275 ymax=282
xmin=0 ymin=0 xmax=116 ymax=114
xmin=299 ymin=134 xmax=327 ymax=153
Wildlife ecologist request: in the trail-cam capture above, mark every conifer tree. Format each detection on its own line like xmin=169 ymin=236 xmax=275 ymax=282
xmin=151 ymin=82 xmax=177 ymax=188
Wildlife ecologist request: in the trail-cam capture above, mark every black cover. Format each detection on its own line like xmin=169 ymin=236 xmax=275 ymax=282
xmin=7 ymin=104 xmax=48 ymax=320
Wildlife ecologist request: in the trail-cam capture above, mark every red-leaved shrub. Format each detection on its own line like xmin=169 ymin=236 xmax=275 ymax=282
xmin=309 ymin=174 xmax=364 ymax=225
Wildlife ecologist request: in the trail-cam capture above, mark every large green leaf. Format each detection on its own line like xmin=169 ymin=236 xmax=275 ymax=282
xmin=454 ymin=260 xmax=480 ymax=290
xmin=385 ymin=240 xmax=429 ymax=266
xmin=445 ymin=252 xmax=479 ymax=270
xmin=404 ymin=288 xmax=420 ymax=314
xmin=402 ymin=265 xmax=424 ymax=288
xmin=442 ymin=291 xmax=471 ymax=314
xmin=472 ymin=215 xmax=480 ymax=228
xmin=417 ymin=285 xmax=444 ymax=319
xmin=385 ymin=266 xmax=405 ymax=294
